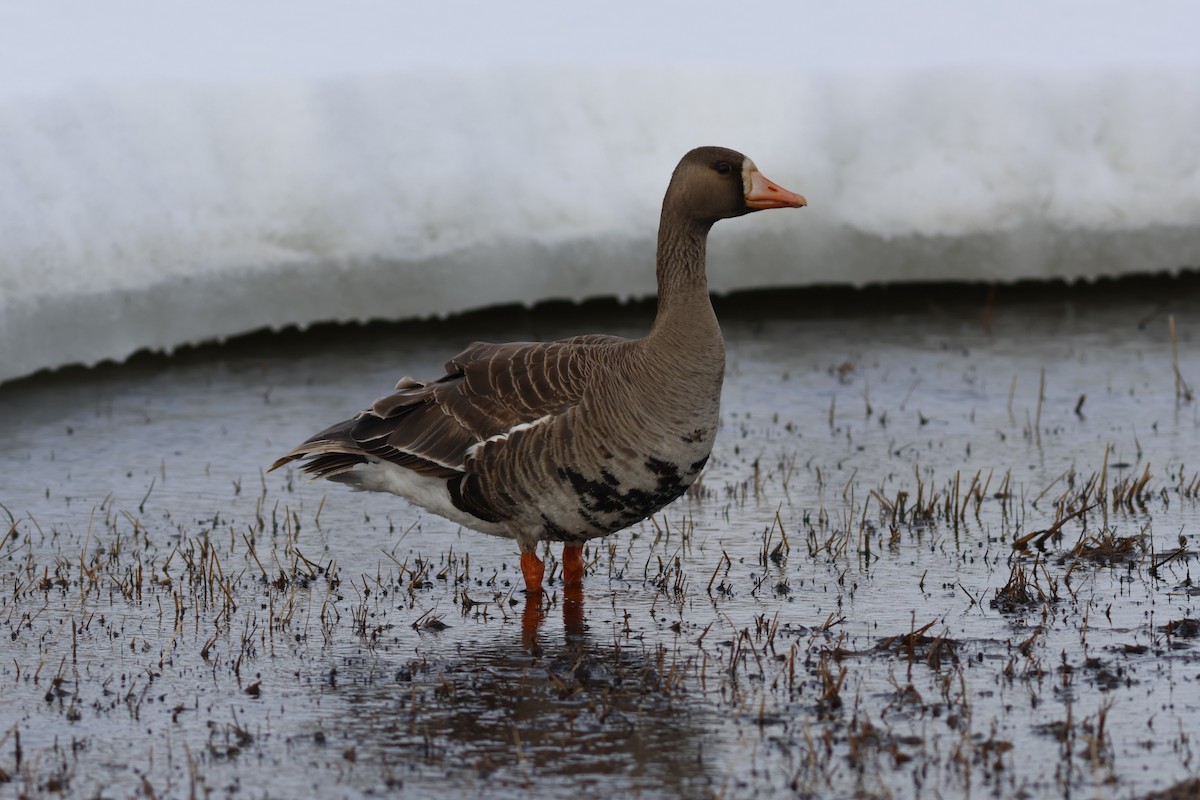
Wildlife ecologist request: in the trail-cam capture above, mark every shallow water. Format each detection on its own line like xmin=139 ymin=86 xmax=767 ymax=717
xmin=2 ymin=281 xmax=1199 ymax=799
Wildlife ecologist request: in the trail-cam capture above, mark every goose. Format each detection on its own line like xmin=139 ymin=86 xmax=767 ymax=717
xmin=271 ymin=146 xmax=805 ymax=594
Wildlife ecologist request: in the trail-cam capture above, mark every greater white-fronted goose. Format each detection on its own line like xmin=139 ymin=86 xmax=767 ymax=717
xmin=271 ymin=146 xmax=805 ymax=594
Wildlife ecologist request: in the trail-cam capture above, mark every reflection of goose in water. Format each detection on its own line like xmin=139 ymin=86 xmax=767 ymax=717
xmin=521 ymin=586 xmax=586 ymax=650
xmin=272 ymin=147 xmax=805 ymax=595
xmin=316 ymin=607 xmax=717 ymax=796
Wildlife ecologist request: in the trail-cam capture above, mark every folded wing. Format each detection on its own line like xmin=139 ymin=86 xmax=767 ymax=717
xmin=270 ymin=334 xmax=625 ymax=481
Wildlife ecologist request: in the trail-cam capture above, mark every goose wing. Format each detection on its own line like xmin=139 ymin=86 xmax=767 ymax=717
xmin=271 ymin=334 xmax=625 ymax=480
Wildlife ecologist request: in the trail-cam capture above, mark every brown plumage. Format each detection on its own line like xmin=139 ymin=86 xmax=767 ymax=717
xmin=271 ymin=147 xmax=806 ymax=593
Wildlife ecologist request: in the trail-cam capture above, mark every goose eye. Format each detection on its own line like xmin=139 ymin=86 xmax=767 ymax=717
xmin=715 ymin=162 xmax=731 ymax=175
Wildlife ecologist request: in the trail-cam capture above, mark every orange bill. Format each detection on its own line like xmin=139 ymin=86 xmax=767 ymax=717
xmin=746 ymin=170 xmax=807 ymax=210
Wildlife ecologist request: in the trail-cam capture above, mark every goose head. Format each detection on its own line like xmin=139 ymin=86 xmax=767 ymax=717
xmin=664 ymin=146 xmax=807 ymax=227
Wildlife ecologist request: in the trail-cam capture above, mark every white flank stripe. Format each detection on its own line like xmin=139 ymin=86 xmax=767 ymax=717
xmin=465 ymin=413 xmax=553 ymax=460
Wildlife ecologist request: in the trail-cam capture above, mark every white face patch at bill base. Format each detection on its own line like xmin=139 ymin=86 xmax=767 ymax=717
xmin=741 ymin=159 xmax=759 ymax=198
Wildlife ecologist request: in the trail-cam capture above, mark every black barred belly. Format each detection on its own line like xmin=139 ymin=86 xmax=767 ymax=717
xmin=542 ymin=455 xmax=708 ymax=543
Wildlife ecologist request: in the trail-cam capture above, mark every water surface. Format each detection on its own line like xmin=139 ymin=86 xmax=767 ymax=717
xmin=2 ymin=280 xmax=1199 ymax=798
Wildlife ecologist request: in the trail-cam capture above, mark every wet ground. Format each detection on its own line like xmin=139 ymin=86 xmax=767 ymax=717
xmin=2 ymin=277 xmax=1200 ymax=799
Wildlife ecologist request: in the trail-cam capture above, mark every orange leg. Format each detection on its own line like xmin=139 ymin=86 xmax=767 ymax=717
xmin=520 ymin=551 xmax=545 ymax=594
xmin=562 ymin=544 xmax=584 ymax=587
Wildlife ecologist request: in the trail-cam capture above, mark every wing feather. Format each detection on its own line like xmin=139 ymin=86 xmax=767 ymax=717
xmin=271 ymin=333 xmax=628 ymax=484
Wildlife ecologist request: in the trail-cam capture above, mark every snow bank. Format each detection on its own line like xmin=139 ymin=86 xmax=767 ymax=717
xmin=1 ymin=2 xmax=1198 ymax=384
